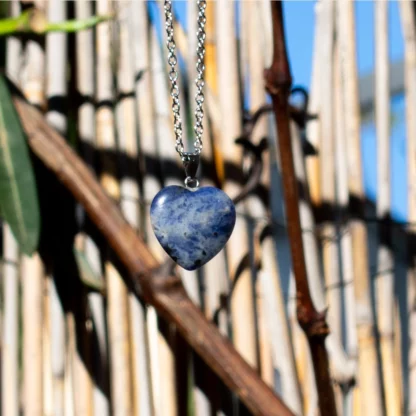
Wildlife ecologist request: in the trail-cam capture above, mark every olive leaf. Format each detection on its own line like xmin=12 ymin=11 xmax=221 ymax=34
xmin=0 ymin=75 xmax=40 ymax=255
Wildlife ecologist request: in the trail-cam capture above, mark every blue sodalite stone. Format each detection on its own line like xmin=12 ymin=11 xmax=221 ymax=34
xmin=150 ymin=185 xmax=236 ymax=271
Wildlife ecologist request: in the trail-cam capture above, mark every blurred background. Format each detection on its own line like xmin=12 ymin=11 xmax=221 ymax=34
xmin=0 ymin=1 xmax=414 ymax=416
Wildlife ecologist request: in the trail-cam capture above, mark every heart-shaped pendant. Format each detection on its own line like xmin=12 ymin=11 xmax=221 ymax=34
xmin=150 ymin=186 xmax=236 ymax=270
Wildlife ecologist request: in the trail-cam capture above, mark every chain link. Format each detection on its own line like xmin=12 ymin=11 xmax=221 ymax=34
xmin=164 ymin=0 xmax=206 ymax=157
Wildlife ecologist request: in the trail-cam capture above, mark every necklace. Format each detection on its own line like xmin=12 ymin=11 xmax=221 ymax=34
xmin=150 ymin=0 xmax=236 ymax=271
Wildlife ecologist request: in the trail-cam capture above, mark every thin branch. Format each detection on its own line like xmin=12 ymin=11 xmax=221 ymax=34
xmin=11 ymin=84 xmax=295 ymax=416
xmin=263 ymin=2 xmax=337 ymax=415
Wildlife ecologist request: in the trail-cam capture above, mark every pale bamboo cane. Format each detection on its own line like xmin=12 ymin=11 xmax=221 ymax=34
xmin=2 ymin=226 xmax=20 ymax=416
xmin=130 ymin=3 xmax=160 ymax=413
xmin=319 ymin=4 xmax=344 ymax=411
xmin=305 ymin=1 xmax=322 ymax=207
xmin=75 ymin=12 xmax=109 ymax=416
xmin=257 ymin=227 xmax=303 ymax=414
xmin=333 ymin=15 xmax=358 ymax=415
xmin=216 ymin=0 xmax=257 ymax=372
xmin=319 ymin=0 xmax=342 ymax=347
xmin=242 ymin=0 xmax=272 ymax=386
xmin=20 ymin=1 xmax=46 ymax=413
xmin=64 ymin=314 xmax=74 ymax=416
xmin=375 ymin=3 xmax=401 ymax=415
xmin=43 ymin=271 xmax=53 ymax=416
xmin=22 ymin=253 xmax=44 ymax=416
xmin=96 ymin=1 xmax=132 ymax=414
xmin=398 ymin=1 xmax=416 ymax=414
xmin=45 ymin=1 xmax=68 ymax=414
xmin=66 ymin=312 xmax=78 ymax=416
xmin=150 ymin=25 xmax=178 ymax=416
xmin=5 ymin=0 xmax=21 ymax=83
xmin=115 ymin=3 xmax=153 ymax=416
xmin=2 ymin=2 xmax=22 ymax=414
xmin=337 ymin=1 xmax=384 ymax=414
xmin=74 ymin=1 xmax=100 ymax=413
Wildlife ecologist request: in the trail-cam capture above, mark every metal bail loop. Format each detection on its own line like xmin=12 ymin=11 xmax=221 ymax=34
xmin=182 ymin=152 xmax=200 ymax=189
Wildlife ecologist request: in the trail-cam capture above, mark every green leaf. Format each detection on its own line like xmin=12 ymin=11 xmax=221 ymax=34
xmin=73 ymin=248 xmax=105 ymax=292
xmin=0 ymin=75 xmax=40 ymax=255
xmin=45 ymin=14 xmax=114 ymax=33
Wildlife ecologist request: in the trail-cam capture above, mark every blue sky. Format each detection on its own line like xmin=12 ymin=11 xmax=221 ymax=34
xmin=150 ymin=1 xmax=407 ymax=221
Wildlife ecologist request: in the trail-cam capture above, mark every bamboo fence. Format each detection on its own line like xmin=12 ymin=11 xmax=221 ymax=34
xmin=0 ymin=1 xmax=414 ymax=415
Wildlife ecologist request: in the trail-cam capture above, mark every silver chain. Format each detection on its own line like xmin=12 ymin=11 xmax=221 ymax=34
xmin=164 ymin=0 xmax=207 ymax=157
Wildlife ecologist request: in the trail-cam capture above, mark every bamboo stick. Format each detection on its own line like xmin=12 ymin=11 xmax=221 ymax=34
xmin=74 ymin=1 xmax=99 ymax=413
xmin=216 ymin=0 xmax=257 ymax=371
xmin=22 ymin=254 xmax=44 ymax=416
xmin=241 ymin=0 xmax=269 ymax=385
xmin=319 ymin=0 xmax=342 ymax=346
xmin=75 ymin=1 xmax=109 ymax=414
xmin=131 ymin=3 xmax=160 ymax=414
xmin=305 ymin=0 xmax=323 ymax=206
xmin=115 ymin=3 xmax=152 ymax=416
xmin=259 ymin=0 xmax=273 ymax=68
xmin=96 ymin=1 xmax=132 ymax=415
xmin=319 ymin=5 xmax=344 ymax=411
xmin=49 ymin=277 xmax=65 ymax=416
xmin=398 ymin=1 xmax=416 ymax=414
xmin=43 ymin=273 xmax=53 ymax=416
xmin=255 ymin=267 xmax=274 ymax=388
xmin=70 ymin=274 xmax=93 ymax=416
xmin=20 ymin=1 xmax=46 ymax=413
xmin=2 ymin=2 xmax=22 ymax=414
xmin=5 ymin=0 xmax=22 ymax=83
xmin=64 ymin=315 xmax=74 ymax=416
xmin=2 ymin=227 xmax=19 ymax=416
xmin=130 ymin=3 xmax=159 ymax=415
xmin=21 ymin=0 xmax=47 ymax=107
xmin=45 ymin=1 xmax=68 ymax=414
xmin=375 ymin=2 xmax=400 ymax=415
xmin=66 ymin=312 xmax=78 ymax=416
xmin=259 ymin=231 xmax=303 ymax=412
xmin=337 ymin=1 xmax=384 ymax=414
xmin=88 ymin=291 xmax=109 ymax=416
xmin=73 ymin=235 xmax=95 ymax=416
xmin=205 ymin=11 xmax=225 ymax=192
xmin=333 ymin=15 xmax=358 ymax=415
